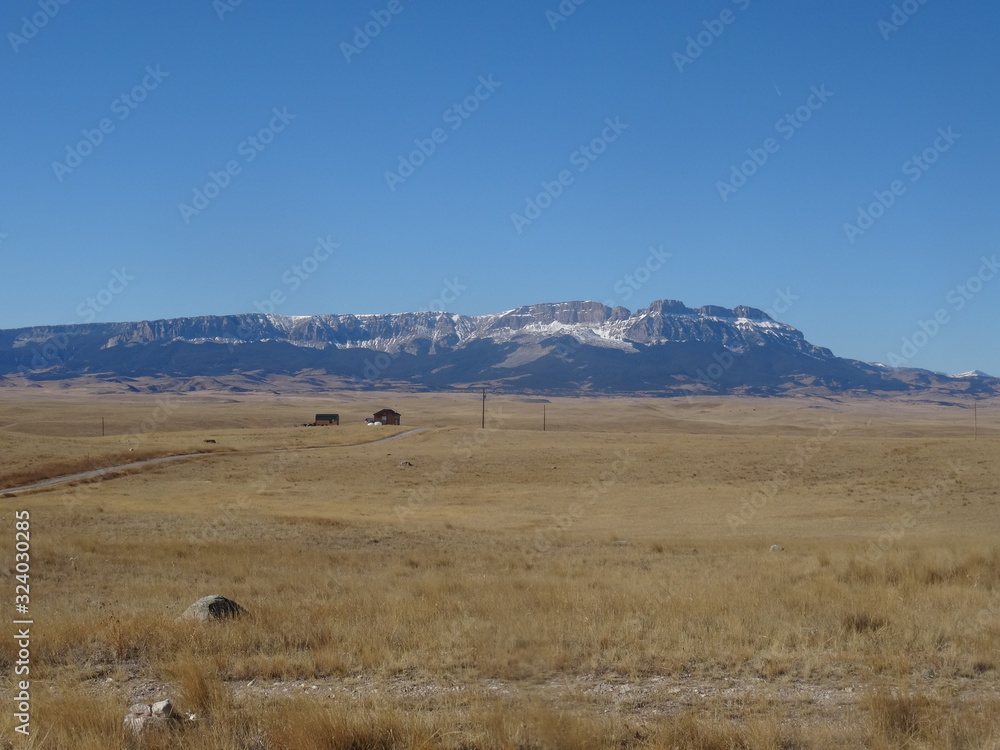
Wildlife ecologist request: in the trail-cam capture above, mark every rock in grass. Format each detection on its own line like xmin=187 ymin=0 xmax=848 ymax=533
xmin=124 ymin=698 xmax=188 ymax=734
xmin=178 ymin=594 xmax=247 ymax=622
xmin=769 ymin=544 xmax=785 ymax=552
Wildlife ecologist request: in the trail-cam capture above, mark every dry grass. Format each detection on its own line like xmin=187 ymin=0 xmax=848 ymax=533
xmin=0 ymin=685 xmax=806 ymax=750
xmin=1 ymin=390 xmax=999 ymax=747
xmin=6 ymin=680 xmax=1000 ymax=749
xmin=8 ymin=520 xmax=1000 ymax=683
xmin=862 ymin=687 xmax=1000 ymax=749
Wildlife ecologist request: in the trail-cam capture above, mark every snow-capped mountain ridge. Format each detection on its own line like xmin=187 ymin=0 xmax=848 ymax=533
xmin=1 ymin=300 xmax=995 ymax=396
xmin=6 ymin=300 xmax=800 ymax=356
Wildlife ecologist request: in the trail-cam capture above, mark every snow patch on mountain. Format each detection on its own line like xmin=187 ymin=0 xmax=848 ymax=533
xmin=948 ymin=369 xmax=993 ymax=379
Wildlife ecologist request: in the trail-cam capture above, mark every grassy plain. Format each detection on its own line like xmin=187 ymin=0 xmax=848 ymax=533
xmin=1 ymin=385 xmax=999 ymax=748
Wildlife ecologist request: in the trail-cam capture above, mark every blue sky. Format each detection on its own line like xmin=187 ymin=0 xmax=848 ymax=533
xmin=2 ymin=0 xmax=998 ymax=375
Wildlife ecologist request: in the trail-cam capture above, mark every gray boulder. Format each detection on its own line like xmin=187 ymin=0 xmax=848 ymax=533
xmin=178 ymin=595 xmax=247 ymax=622
xmin=124 ymin=699 xmax=191 ymax=734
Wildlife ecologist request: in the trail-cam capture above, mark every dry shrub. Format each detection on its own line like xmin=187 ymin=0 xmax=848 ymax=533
xmin=863 ymin=687 xmax=1000 ymax=750
xmin=838 ymin=559 xmax=880 ymax=586
xmin=864 ymin=687 xmax=936 ymax=743
xmin=842 ymin=612 xmax=888 ymax=635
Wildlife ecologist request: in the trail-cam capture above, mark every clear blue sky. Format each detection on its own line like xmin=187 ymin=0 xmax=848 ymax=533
xmin=2 ymin=1 xmax=998 ymax=375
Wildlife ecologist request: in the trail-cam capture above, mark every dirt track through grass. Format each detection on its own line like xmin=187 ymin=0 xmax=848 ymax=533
xmin=0 ymin=426 xmax=432 ymax=494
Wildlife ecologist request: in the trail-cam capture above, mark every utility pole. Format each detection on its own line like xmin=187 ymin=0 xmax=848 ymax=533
xmin=102 ymin=417 xmax=105 ymax=437
xmin=543 ymin=403 xmax=546 ymax=431
xmin=974 ymin=398 xmax=978 ymax=440
xmin=481 ymin=388 xmax=486 ymax=429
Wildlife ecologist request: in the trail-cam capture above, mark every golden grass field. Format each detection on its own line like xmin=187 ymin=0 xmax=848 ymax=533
xmin=1 ymin=385 xmax=999 ymax=748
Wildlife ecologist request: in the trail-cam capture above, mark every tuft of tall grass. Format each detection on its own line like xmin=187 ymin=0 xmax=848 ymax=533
xmin=166 ymin=656 xmax=232 ymax=719
xmin=862 ymin=686 xmax=1000 ymax=750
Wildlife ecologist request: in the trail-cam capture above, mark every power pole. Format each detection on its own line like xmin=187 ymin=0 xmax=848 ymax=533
xmin=481 ymin=388 xmax=486 ymax=429
xmin=974 ymin=398 xmax=978 ymax=440
xmin=102 ymin=417 xmax=105 ymax=437
xmin=543 ymin=403 xmax=546 ymax=431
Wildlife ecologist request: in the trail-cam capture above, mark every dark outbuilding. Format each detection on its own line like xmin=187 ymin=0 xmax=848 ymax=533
xmin=372 ymin=408 xmax=401 ymax=425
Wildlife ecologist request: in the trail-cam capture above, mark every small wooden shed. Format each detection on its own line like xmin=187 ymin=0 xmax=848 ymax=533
xmin=372 ymin=408 xmax=401 ymax=426
xmin=314 ymin=414 xmax=339 ymax=425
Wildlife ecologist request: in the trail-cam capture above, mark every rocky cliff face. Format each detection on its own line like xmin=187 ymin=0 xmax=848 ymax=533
xmin=2 ymin=300 xmax=819 ymax=354
xmin=0 ymin=301 xmax=993 ymax=396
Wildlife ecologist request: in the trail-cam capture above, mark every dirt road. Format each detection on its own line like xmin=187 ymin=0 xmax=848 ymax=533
xmin=0 ymin=426 xmax=432 ymax=494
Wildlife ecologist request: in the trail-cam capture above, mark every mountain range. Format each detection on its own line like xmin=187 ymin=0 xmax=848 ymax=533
xmin=1 ymin=300 xmax=995 ymax=397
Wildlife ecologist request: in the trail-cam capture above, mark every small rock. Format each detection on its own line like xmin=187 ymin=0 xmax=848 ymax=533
xmin=204 ymin=439 xmax=217 ymax=444
xmin=399 ymin=461 xmax=414 ymax=467
xmin=177 ymin=595 xmax=247 ymax=622
xmin=769 ymin=544 xmax=785 ymax=552
xmin=152 ymin=699 xmax=178 ymax=719
xmin=124 ymin=698 xmax=189 ymax=735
